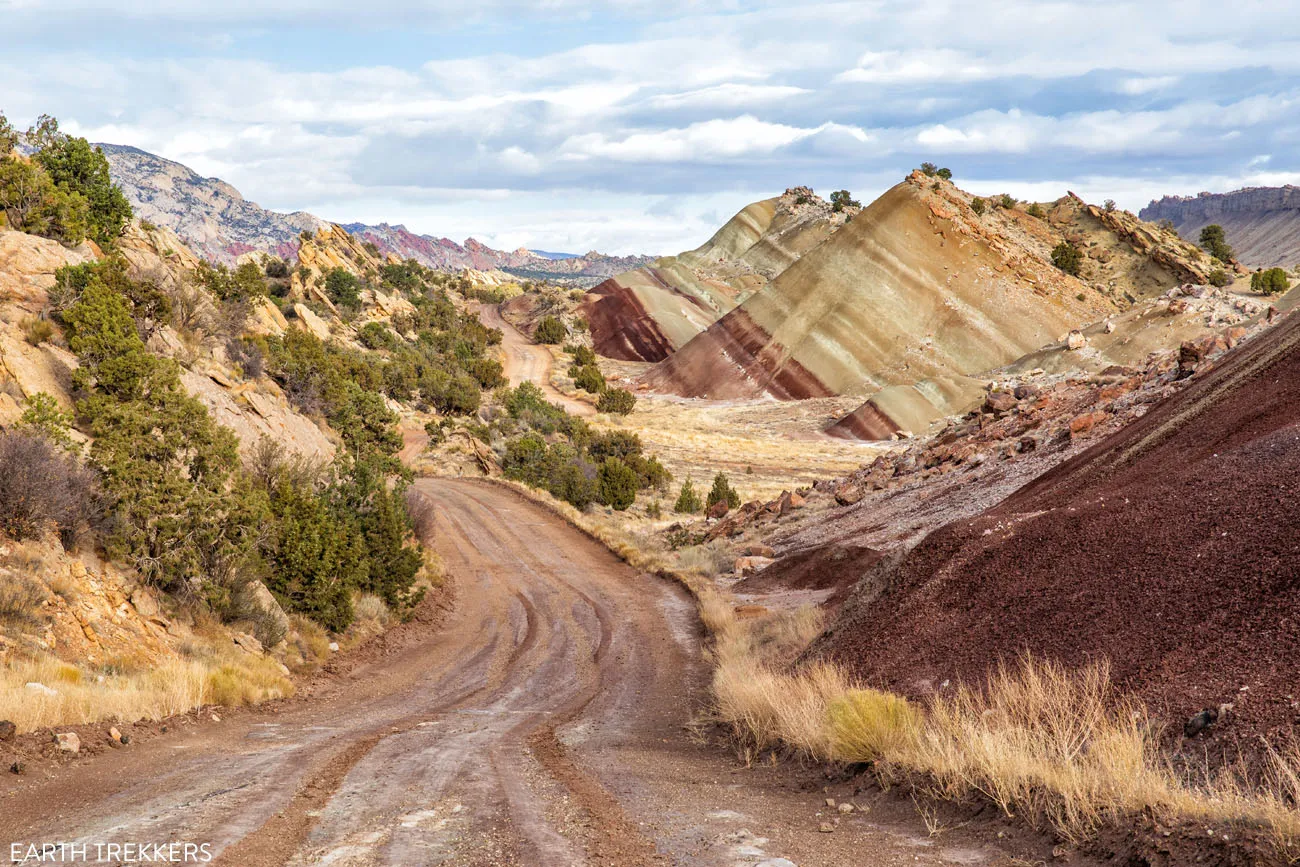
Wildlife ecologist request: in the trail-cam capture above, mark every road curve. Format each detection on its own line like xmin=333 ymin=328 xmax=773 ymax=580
xmin=0 ymin=480 xmax=1009 ymax=866
xmin=477 ymin=303 xmax=597 ymax=417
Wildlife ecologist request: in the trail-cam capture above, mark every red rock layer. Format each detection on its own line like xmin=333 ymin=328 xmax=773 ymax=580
xmin=582 ymin=271 xmax=691 ymax=363
xmin=824 ymin=401 xmax=902 ymax=441
xmin=813 ymin=310 xmax=1300 ymax=743
xmin=638 ymin=307 xmax=834 ymax=400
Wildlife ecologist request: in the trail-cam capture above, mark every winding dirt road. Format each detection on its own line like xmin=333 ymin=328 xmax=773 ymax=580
xmin=0 ymin=480 xmax=1023 ymax=866
xmin=477 ymin=303 xmax=596 ymax=417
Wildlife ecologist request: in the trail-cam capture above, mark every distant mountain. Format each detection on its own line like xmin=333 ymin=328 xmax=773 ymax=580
xmin=1140 ymin=186 xmax=1300 ymax=269
xmin=100 ymin=144 xmax=654 ymax=282
xmin=100 ymin=144 xmax=324 ymax=264
xmin=340 ymin=222 xmax=653 ymax=284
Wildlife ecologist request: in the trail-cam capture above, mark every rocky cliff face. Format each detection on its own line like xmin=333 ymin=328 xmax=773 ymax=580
xmin=1140 ymin=186 xmax=1300 ymax=268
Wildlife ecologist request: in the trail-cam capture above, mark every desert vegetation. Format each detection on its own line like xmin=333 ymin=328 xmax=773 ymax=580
xmin=0 ymin=112 xmax=131 ymax=247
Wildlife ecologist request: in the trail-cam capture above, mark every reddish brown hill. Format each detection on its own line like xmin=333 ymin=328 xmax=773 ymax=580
xmin=813 ymin=309 xmax=1300 ymax=743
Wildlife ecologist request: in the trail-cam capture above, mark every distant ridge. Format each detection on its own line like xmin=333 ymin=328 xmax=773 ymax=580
xmin=100 ymin=144 xmax=653 ymax=283
xmin=1140 ymin=185 xmax=1300 ymax=268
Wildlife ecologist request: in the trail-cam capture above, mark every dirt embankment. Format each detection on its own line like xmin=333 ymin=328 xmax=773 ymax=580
xmin=812 ymin=307 xmax=1300 ymax=750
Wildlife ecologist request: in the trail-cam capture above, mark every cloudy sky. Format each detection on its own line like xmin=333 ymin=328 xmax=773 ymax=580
xmin=4 ymin=0 xmax=1300 ymax=254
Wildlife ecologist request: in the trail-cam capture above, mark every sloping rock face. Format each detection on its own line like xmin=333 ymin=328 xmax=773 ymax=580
xmin=828 ymin=281 xmax=1269 ymax=440
xmin=641 ymin=177 xmax=1220 ymax=404
xmin=813 ymin=308 xmax=1300 ymax=743
xmin=102 ymin=144 xmax=652 ymax=280
xmin=640 ymin=178 xmax=1111 ymax=400
xmin=1141 ymin=186 xmax=1300 ymax=268
xmin=0 ymin=225 xmax=335 ymax=462
xmin=584 ymin=188 xmax=849 ymax=362
xmin=100 ymin=144 xmax=322 ymax=265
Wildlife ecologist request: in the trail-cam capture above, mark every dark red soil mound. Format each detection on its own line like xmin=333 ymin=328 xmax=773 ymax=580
xmin=735 ymin=542 xmax=883 ymax=607
xmin=814 ymin=311 xmax=1300 ymax=744
xmin=582 ymin=272 xmax=685 ymax=363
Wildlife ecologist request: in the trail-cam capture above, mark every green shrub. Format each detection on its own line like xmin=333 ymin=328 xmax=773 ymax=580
xmin=1251 ymin=267 xmax=1291 ymax=295
xmin=19 ymin=392 xmax=75 ymax=451
xmin=572 ymin=363 xmax=606 ymax=394
xmin=830 ymin=190 xmax=860 ymax=212
xmin=970 ymin=197 xmax=986 ymax=216
xmin=1000 ymin=194 xmax=1017 ymax=210
xmin=706 ymin=472 xmax=740 ymax=511
xmin=597 ymin=458 xmax=638 ymax=511
xmin=674 ymin=479 xmax=702 ymax=514
xmin=0 ymin=157 xmax=89 ymax=244
xmin=358 ymin=321 xmax=398 ymax=351
xmin=596 ymin=387 xmax=635 ymax=415
xmin=1200 ymin=224 xmax=1234 ymax=263
xmin=1051 ymin=241 xmax=1083 ymax=276
xmin=1026 ymin=203 xmax=1045 ymax=219
xmin=26 ymin=115 xmax=132 ymax=246
xmin=1207 ymin=268 xmax=1232 ymax=288
xmin=534 ymin=316 xmax=567 ymax=344
xmin=567 ymin=344 xmax=597 ymax=366
xmin=325 ymin=268 xmax=362 ymax=309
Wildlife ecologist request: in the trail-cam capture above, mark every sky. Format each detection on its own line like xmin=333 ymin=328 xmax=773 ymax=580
xmin=4 ymin=0 xmax=1300 ymax=255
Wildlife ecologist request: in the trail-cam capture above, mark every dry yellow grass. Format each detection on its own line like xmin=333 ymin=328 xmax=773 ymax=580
xmin=0 ymin=641 xmax=293 ymax=732
xmin=466 ymin=476 xmax=1300 ymax=855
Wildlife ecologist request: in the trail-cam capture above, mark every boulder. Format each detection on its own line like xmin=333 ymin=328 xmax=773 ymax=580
xmin=707 ymin=499 xmax=730 ymax=520
xmin=1069 ymin=411 xmax=1108 ymax=436
xmin=983 ymin=391 xmax=1018 ymax=415
xmin=292 ymin=303 xmax=332 ymax=341
xmin=245 ymin=580 xmax=290 ymax=637
xmin=734 ymin=556 xmax=775 ymax=576
xmin=54 ymin=732 xmax=80 ymax=753
xmin=834 ymin=482 xmax=865 ymax=506
xmin=25 ymin=682 xmax=57 ymax=698
xmin=1066 ymin=330 xmax=1086 ymax=351
xmin=741 ymin=544 xmax=776 ymax=558
xmin=0 ymin=720 xmax=14 ymax=741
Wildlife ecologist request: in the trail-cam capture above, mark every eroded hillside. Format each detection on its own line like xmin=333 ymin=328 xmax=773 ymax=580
xmin=583 ymin=188 xmax=852 ymax=362
xmin=639 ymin=174 xmax=1221 ymax=407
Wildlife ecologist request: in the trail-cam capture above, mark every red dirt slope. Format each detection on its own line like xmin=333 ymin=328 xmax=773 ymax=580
xmin=814 ymin=309 xmax=1300 ymax=743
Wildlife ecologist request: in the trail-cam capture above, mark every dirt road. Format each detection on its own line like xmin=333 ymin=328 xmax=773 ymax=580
xmin=477 ymin=303 xmax=596 ymax=417
xmin=0 ymin=480 xmax=1024 ymax=865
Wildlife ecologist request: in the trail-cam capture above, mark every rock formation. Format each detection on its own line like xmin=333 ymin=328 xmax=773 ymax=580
xmin=1141 ymin=186 xmax=1300 ymax=268
xmin=639 ymin=176 xmax=1219 ymax=416
xmin=583 ymin=188 xmax=851 ymax=362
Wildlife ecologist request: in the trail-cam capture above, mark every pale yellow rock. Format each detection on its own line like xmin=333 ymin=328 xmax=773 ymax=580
xmin=293 ymin=303 xmax=332 ymax=341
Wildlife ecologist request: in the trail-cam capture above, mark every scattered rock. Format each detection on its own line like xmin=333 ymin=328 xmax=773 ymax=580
xmin=825 ymin=798 xmax=836 ymax=807
xmin=231 ymin=631 xmax=265 ymax=655
xmin=10 ymin=761 xmax=24 ymax=775
xmin=1066 ymin=330 xmax=1086 ymax=350
xmin=983 ymin=391 xmax=1018 ymax=415
xmin=328 ymin=641 xmax=340 ymax=653
xmin=837 ymin=802 xmax=855 ymax=814
xmin=707 ymin=499 xmax=730 ymax=520
xmin=1068 ymin=411 xmax=1108 ymax=436
xmin=818 ymin=822 xmax=836 ymax=833
xmin=735 ymin=556 xmax=775 ymax=576
xmin=108 ymin=726 xmax=123 ymax=745
xmin=0 ymin=721 xmax=14 ymax=742
xmin=833 ymin=482 xmax=865 ymax=506
xmin=54 ymin=732 xmax=80 ymax=753
xmin=741 ymin=544 xmax=776 ymax=558
xmin=25 ymin=682 xmax=58 ymax=697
